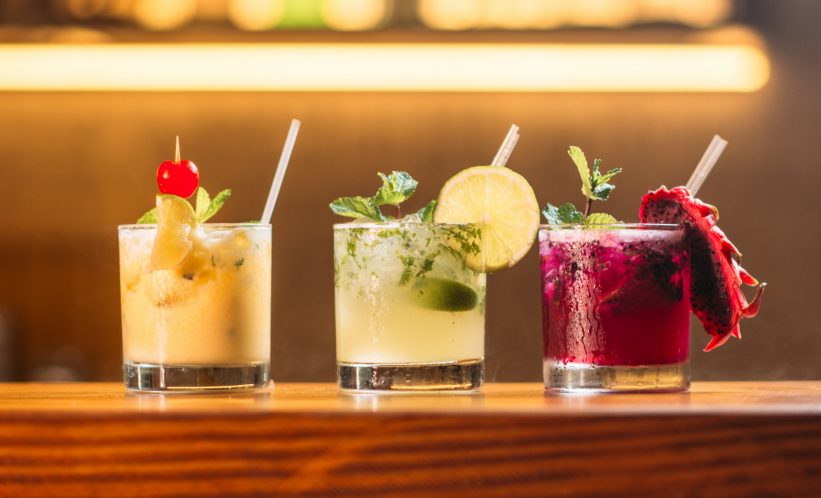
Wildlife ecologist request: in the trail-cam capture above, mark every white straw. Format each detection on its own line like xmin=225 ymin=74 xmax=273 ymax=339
xmin=260 ymin=119 xmax=301 ymax=225
xmin=490 ymin=124 xmax=520 ymax=167
xmin=685 ymin=134 xmax=727 ymax=196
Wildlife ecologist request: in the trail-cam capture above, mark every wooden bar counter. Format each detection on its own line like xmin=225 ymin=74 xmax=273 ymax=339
xmin=0 ymin=382 xmax=819 ymax=497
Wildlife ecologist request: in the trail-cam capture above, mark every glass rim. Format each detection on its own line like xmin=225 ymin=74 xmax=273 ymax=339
xmin=333 ymin=221 xmax=475 ymax=230
xmin=118 ymin=223 xmax=271 ymax=230
xmin=538 ymin=223 xmax=682 ymax=230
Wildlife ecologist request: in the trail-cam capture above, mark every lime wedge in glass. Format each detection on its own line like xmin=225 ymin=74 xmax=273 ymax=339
xmin=410 ymin=277 xmax=478 ymax=312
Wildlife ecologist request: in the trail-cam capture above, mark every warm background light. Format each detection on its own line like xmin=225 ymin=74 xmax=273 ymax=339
xmin=10 ymin=0 xmax=738 ymax=33
xmin=132 ymin=0 xmax=197 ymax=31
xmin=321 ymin=0 xmax=388 ymax=31
xmin=417 ymin=0 xmax=482 ymax=31
xmin=418 ymin=0 xmax=733 ymax=31
xmin=227 ymin=0 xmax=285 ymax=31
xmin=65 ymin=0 xmax=109 ymax=19
xmin=0 ymin=43 xmax=769 ymax=92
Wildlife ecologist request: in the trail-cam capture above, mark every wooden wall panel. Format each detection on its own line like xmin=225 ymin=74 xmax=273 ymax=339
xmin=0 ymin=15 xmax=819 ymax=382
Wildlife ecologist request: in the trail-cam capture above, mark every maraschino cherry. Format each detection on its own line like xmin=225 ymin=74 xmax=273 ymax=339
xmin=157 ymin=136 xmax=199 ymax=198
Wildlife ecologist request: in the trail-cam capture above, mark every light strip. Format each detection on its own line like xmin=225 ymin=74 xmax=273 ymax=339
xmin=0 ymin=43 xmax=769 ymax=92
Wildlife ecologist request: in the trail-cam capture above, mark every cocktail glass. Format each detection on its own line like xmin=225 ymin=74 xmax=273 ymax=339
xmin=119 ymin=223 xmax=271 ymax=392
xmin=334 ymin=222 xmax=486 ymax=392
xmin=540 ymin=224 xmax=690 ymax=393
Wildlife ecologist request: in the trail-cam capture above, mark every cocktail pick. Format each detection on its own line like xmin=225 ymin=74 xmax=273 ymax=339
xmin=491 ymin=124 xmax=520 ymax=167
xmin=686 ymin=134 xmax=728 ymax=196
xmin=260 ymin=119 xmax=301 ymax=225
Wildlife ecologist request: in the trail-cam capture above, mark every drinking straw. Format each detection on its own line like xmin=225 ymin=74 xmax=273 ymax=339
xmin=490 ymin=124 xmax=520 ymax=167
xmin=685 ymin=134 xmax=728 ymax=196
xmin=260 ymin=119 xmax=301 ymax=225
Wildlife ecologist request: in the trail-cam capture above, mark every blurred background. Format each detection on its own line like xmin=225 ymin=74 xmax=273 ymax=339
xmin=0 ymin=0 xmax=817 ymax=382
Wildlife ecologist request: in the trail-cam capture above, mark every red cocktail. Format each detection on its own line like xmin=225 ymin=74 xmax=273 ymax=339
xmin=540 ymin=224 xmax=690 ymax=392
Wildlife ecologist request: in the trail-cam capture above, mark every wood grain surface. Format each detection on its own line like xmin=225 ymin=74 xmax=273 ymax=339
xmin=0 ymin=382 xmax=818 ymax=497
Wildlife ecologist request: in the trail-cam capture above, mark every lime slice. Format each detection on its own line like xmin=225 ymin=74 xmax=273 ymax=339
xmin=410 ymin=277 xmax=478 ymax=312
xmin=148 ymin=194 xmax=196 ymax=271
xmin=434 ymin=166 xmax=539 ymax=272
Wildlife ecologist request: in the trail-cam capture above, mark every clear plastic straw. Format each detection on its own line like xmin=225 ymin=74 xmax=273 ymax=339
xmin=491 ymin=124 xmax=520 ymax=167
xmin=686 ymin=134 xmax=727 ymax=196
xmin=260 ymin=119 xmax=301 ymax=225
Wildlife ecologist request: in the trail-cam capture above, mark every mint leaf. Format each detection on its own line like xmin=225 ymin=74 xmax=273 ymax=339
xmin=568 ymin=146 xmax=593 ymax=200
xmin=373 ymin=171 xmax=417 ymax=207
xmin=330 ymin=196 xmax=385 ymax=221
xmin=542 ymin=202 xmax=585 ymax=225
xmin=589 ymin=159 xmax=621 ymax=201
xmin=137 ymin=208 xmax=157 ymax=224
xmin=200 ymin=189 xmax=231 ymax=222
xmin=416 ymin=200 xmax=437 ymax=223
xmin=542 ymin=204 xmax=562 ymax=224
xmin=592 ymin=183 xmax=615 ymax=200
xmin=596 ymin=167 xmax=622 ymax=185
xmin=585 ymin=213 xmax=618 ymax=225
xmin=547 ymin=147 xmax=622 ymax=223
xmin=137 ymin=186 xmax=231 ymax=224
xmin=557 ymin=203 xmax=585 ymax=224
xmin=398 ymin=254 xmax=415 ymax=285
xmin=331 ymin=171 xmax=429 ymax=222
xmin=195 ymin=187 xmax=211 ymax=221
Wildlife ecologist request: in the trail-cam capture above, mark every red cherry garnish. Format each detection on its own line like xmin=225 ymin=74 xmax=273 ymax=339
xmin=157 ymin=159 xmax=199 ymax=198
xmin=156 ymin=137 xmax=200 ymax=198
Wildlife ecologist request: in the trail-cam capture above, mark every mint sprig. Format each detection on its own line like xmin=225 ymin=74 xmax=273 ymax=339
xmin=374 ymin=171 xmax=417 ymax=208
xmin=585 ymin=212 xmax=618 ymax=225
xmin=136 ymin=186 xmax=231 ymax=224
xmin=198 ymin=187 xmax=232 ymax=222
xmin=568 ymin=146 xmax=593 ymax=200
xmin=589 ymin=158 xmax=622 ymax=202
xmin=329 ymin=196 xmax=385 ymax=221
xmin=542 ymin=146 xmax=622 ymax=226
xmin=542 ymin=203 xmax=584 ymax=225
xmin=195 ymin=187 xmax=211 ymax=220
xmin=416 ymin=199 xmax=437 ymax=223
xmin=137 ymin=209 xmax=158 ymax=224
xmin=330 ymin=171 xmax=434 ymax=222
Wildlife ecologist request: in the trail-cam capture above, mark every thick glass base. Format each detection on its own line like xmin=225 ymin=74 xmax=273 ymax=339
xmin=124 ymin=362 xmax=269 ymax=393
xmin=543 ymin=360 xmax=689 ymax=393
xmin=338 ymin=359 xmax=484 ymax=393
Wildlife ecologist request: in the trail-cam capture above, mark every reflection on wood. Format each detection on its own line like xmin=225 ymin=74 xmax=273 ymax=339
xmin=0 ymin=383 xmax=818 ymax=497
